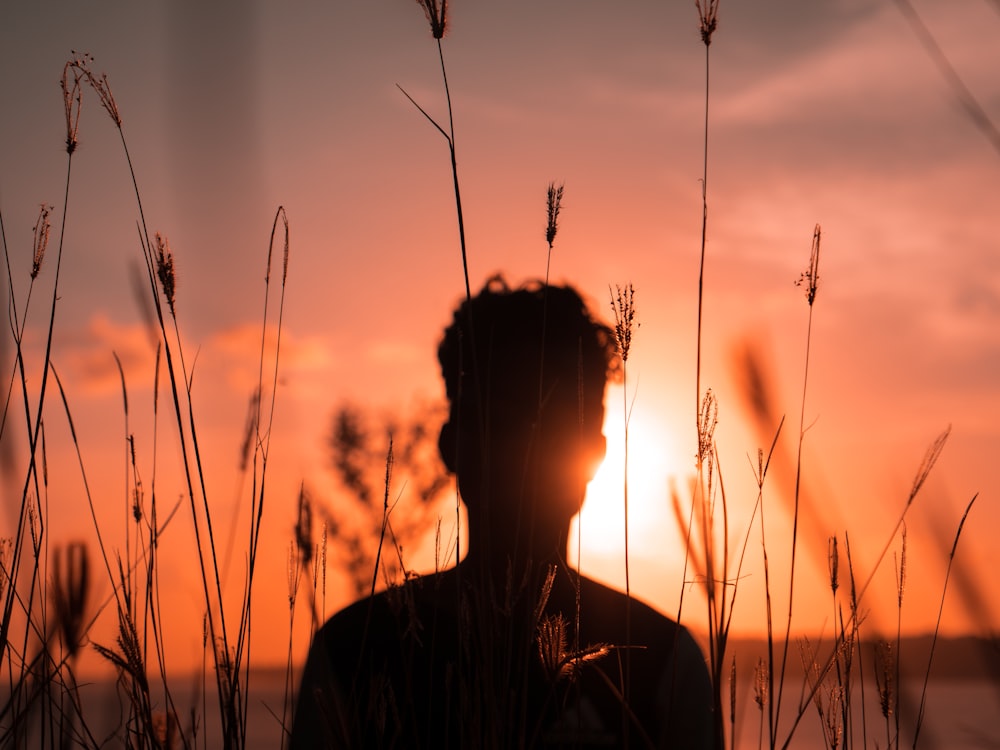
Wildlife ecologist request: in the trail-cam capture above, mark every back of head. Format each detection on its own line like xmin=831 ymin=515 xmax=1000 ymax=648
xmin=437 ymin=275 xmax=616 ymax=533
xmin=439 ymin=275 xmax=615 ymax=424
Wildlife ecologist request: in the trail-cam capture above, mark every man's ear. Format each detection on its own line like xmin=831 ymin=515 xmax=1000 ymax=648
xmin=438 ymin=420 xmax=457 ymax=473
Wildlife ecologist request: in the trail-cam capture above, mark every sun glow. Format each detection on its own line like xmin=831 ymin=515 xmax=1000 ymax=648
xmin=571 ymin=388 xmax=692 ymax=562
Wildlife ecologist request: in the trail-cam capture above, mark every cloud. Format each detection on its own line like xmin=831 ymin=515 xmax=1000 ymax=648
xmin=205 ymin=323 xmax=337 ymax=393
xmin=364 ymin=339 xmax=424 ymax=366
xmin=33 ymin=314 xmax=341 ymax=406
xmin=52 ymin=314 xmax=159 ymax=397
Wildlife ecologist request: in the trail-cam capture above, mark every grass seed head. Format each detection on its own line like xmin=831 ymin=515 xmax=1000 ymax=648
xmin=545 ymin=182 xmax=564 ymax=248
xmin=287 ymin=540 xmax=300 ymax=609
xmin=753 ymin=657 xmax=768 ymax=710
xmin=154 ymin=233 xmax=177 ymax=317
xmin=698 ymin=388 xmax=718 ymax=466
xmin=31 ymin=204 xmax=51 ymax=279
xmin=52 ymin=542 xmax=90 ymax=659
xmin=696 ymin=0 xmax=720 ymax=46
xmin=61 ymin=59 xmax=84 ymax=154
xmin=70 ymin=51 xmax=121 ymax=127
xmin=610 ymin=283 xmax=637 ymax=364
xmin=416 ymin=0 xmax=448 ymax=39
xmin=795 ymin=224 xmax=822 ymax=305
xmin=295 ymin=484 xmax=314 ymax=567
xmin=896 ymin=524 xmax=907 ymax=608
xmin=828 ymin=535 xmax=840 ymax=596
xmin=875 ymin=640 xmax=895 ymax=718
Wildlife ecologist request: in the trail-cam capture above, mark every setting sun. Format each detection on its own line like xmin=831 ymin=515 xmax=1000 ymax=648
xmin=573 ymin=383 xmax=691 ymax=559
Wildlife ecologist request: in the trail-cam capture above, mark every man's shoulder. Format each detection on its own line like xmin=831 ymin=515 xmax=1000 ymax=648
xmin=577 ymin=576 xmax=679 ymax=625
xmin=317 ymin=570 xmax=457 ymax=641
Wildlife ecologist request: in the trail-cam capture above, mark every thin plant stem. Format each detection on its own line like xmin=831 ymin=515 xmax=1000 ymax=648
xmin=1 ymin=150 xmax=74 ymax=660
xmin=912 ymin=494 xmax=978 ymax=748
xmin=695 ymin=40 xmax=710 ymax=440
xmin=775 ymin=225 xmax=821 ymax=735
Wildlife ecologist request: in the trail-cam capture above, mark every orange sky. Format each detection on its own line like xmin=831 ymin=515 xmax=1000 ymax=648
xmin=1 ymin=1 xmax=998 ymax=681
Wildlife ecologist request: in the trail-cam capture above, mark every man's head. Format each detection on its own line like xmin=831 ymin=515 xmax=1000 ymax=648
xmin=437 ymin=276 xmax=616 ymax=542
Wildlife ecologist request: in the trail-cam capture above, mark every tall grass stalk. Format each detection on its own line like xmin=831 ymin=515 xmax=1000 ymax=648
xmin=0 ymin=60 xmax=83 ymax=671
xmin=56 ymin=53 xmax=239 ymax=740
xmin=403 ymin=5 xmax=472 ymax=664
xmin=912 ymin=493 xmax=978 ymax=748
xmin=0 ymin=53 xmax=292 ymax=747
xmin=769 ymin=427 xmax=952 ymax=750
xmin=610 ymin=282 xmax=637 ymax=732
xmin=774 ymin=224 xmax=822 ymax=738
xmin=845 ymin=532 xmax=868 ymax=750
xmin=237 ymin=204 xmax=291 ymax=743
xmin=894 ymin=525 xmax=907 ymax=745
xmin=693 ymin=0 xmax=719 ymax=434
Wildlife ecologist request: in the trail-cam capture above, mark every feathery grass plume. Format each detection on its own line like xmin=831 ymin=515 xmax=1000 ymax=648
xmin=129 ymin=436 xmax=143 ymax=522
xmin=287 ymin=541 xmax=300 ymax=610
xmin=532 ymin=564 xmax=557 ymax=623
xmin=536 ymin=613 xmax=571 ymax=681
xmin=796 ymin=637 xmax=845 ymax=750
xmin=908 ymin=426 xmax=949 ymax=505
xmin=294 ymin=484 xmax=313 ymax=569
xmin=535 ymin=610 xmax=610 ymax=684
xmin=545 ymin=182 xmax=564 ymax=249
xmin=752 ymin=655 xmax=768 ymax=750
xmin=238 ymin=390 xmax=258 ymax=473
xmin=320 ymin=522 xmax=328 ymax=620
xmin=698 ymin=388 xmax=718 ymax=468
xmin=610 ymin=283 xmax=637 ymax=363
xmin=27 ymin=492 xmax=40 ymax=556
xmin=51 ymin=542 xmax=90 ymax=660
xmin=823 ymin=685 xmax=844 ymax=750
xmin=69 ymin=52 xmax=121 ymax=127
xmin=828 ymin=535 xmax=839 ymax=597
xmin=94 ymin=600 xmax=152 ymax=712
xmin=154 ymin=233 xmax=176 ymax=317
xmin=798 ymin=637 xmax=824 ymax=716
xmin=753 ymin=656 xmax=768 ymax=710
xmin=795 ymin=224 xmax=822 ymax=305
xmin=30 ymin=204 xmax=51 ymax=280
xmin=696 ymin=0 xmax=720 ymax=45
xmin=895 ymin=524 xmax=907 ymax=609
xmin=415 ymin=0 xmax=448 ymax=39
xmin=61 ymin=59 xmax=83 ymax=153
xmin=875 ymin=640 xmax=894 ymax=715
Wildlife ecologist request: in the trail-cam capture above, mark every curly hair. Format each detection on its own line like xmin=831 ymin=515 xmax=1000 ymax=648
xmin=438 ymin=275 xmax=617 ymax=429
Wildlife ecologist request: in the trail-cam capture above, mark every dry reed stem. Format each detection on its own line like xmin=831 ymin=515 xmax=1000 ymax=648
xmin=913 ymin=494 xmax=978 ymax=748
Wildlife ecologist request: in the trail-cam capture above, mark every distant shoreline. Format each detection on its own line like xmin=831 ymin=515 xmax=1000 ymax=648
xmin=721 ymin=634 xmax=999 ymax=682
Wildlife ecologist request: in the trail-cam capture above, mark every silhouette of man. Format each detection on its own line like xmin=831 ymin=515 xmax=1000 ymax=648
xmin=292 ymin=277 xmax=714 ymax=748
